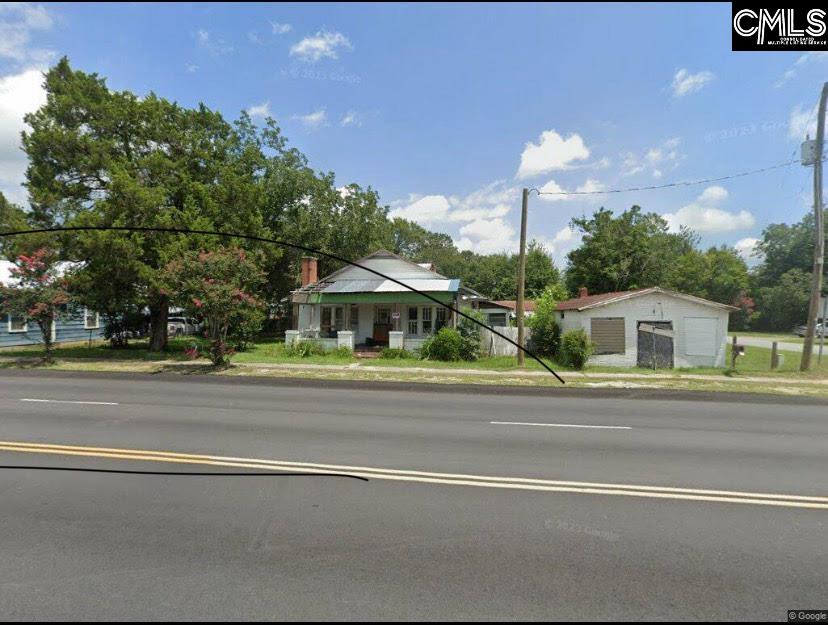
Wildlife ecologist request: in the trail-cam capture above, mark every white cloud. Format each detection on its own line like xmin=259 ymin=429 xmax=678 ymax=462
xmin=0 ymin=67 xmax=46 ymax=204
xmin=185 ymin=63 xmax=198 ymax=73
xmin=290 ymin=30 xmax=351 ymax=62
xmin=663 ymin=185 xmax=755 ymax=234
xmin=390 ymin=180 xmax=519 ymax=227
xmin=621 ymin=137 xmax=682 ymax=178
xmin=535 ymin=178 xmax=605 ymax=202
xmin=271 ymin=22 xmax=292 ymax=35
xmin=293 ymin=109 xmax=327 ymax=129
xmin=247 ymin=101 xmax=271 ymax=118
xmin=340 ymin=110 xmax=360 ymax=127
xmin=734 ymin=237 xmax=760 ymax=264
xmin=0 ymin=3 xmax=53 ymax=64
xmin=516 ymin=130 xmax=590 ymax=179
xmin=789 ymin=103 xmax=818 ymax=140
xmin=388 ymin=194 xmax=451 ymax=224
xmin=671 ymin=68 xmax=714 ymax=97
xmin=196 ymin=29 xmax=233 ymax=56
xmin=697 ymin=185 xmax=728 ymax=204
xmin=775 ymin=52 xmax=828 ymax=88
xmin=456 ymin=218 xmax=518 ymax=254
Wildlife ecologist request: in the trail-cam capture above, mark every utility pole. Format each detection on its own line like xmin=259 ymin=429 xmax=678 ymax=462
xmin=516 ymin=187 xmax=529 ymax=366
xmin=801 ymin=82 xmax=827 ymax=371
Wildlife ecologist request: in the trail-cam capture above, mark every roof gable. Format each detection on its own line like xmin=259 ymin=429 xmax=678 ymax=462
xmin=324 ymin=249 xmax=447 ymax=283
xmin=555 ymin=287 xmax=738 ymax=312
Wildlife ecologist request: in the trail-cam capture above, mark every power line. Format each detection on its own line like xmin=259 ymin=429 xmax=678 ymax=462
xmin=532 ymin=158 xmax=805 ymax=197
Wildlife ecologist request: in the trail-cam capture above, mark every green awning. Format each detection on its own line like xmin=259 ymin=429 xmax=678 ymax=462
xmin=309 ymin=291 xmax=456 ymax=304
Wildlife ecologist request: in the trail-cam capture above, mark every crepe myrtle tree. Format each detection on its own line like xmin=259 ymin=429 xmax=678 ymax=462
xmin=162 ymin=247 xmax=265 ymax=366
xmin=0 ymin=248 xmax=70 ymax=363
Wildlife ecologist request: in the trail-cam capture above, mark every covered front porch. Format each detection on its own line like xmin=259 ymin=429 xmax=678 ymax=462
xmin=287 ymin=292 xmax=457 ymax=352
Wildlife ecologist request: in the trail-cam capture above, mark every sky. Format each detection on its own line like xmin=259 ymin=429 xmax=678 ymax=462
xmin=0 ymin=2 xmax=825 ymax=265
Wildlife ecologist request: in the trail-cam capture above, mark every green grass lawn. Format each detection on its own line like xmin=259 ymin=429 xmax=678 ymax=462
xmin=727 ymin=331 xmax=805 ymax=344
xmin=3 ymin=336 xmax=826 ymax=380
xmin=0 ymin=337 xmax=198 ymax=361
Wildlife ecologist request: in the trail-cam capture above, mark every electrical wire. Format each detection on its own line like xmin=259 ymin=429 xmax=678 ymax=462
xmin=531 ymin=158 xmax=810 ymax=197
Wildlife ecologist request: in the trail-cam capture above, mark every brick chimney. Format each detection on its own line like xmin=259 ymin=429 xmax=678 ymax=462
xmin=300 ymin=256 xmax=318 ymax=287
xmin=578 ymin=286 xmax=589 ymax=298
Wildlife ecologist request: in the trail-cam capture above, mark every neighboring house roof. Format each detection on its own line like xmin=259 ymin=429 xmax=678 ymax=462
xmin=291 ymin=250 xmax=458 ymax=297
xmin=489 ymin=299 xmax=536 ymax=313
xmin=555 ymin=287 xmax=738 ymax=312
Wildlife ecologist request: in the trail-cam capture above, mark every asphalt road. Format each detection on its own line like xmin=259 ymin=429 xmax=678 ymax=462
xmin=0 ymin=371 xmax=826 ymax=621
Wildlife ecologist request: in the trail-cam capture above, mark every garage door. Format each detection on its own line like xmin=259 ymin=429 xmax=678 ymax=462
xmin=590 ymin=317 xmax=625 ymax=354
xmin=684 ymin=317 xmax=718 ymax=356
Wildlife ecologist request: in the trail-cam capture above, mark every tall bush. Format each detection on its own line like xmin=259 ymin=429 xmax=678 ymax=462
xmin=528 ymin=285 xmax=565 ymax=357
xmin=162 ymin=247 xmax=265 ymax=366
xmin=560 ymin=328 xmax=594 ymax=370
xmin=421 ymin=327 xmax=463 ymax=361
xmin=0 ymin=248 xmax=70 ymax=363
xmin=457 ymin=307 xmax=484 ymax=361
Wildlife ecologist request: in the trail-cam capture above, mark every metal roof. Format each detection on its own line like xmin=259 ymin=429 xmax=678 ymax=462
xmin=318 ymin=278 xmax=459 ymax=294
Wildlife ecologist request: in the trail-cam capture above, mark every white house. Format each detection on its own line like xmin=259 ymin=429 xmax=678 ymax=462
xmin=555 ymin=287 xmax=737 ymax=368
xmin=287 ymin=250 xmax=482 ymax=352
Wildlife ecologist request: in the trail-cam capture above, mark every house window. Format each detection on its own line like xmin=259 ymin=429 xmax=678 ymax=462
xmin=422 ymin=307 xmax=433 ymax=334
xmin=84 ymin=308 xmax=100 ymax=330
xmin=8 ymin=313 xmax=27 ymax=333
xmin=488 ymin=313 xmax=507 ymax=327
xmin=349 ymin=305 xmax=359 ymax=332
xmin=590 ymin=317 xmax=625 ymax=354
xmin=320 ymin=306 xmax=344 ymax=337
xmin=435 ymin=307 xmax=448 ymax=331
xmin=407 ymin=306 xmax=418 ymax=336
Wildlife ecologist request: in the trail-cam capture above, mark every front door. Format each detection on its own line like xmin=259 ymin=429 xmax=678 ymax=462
xmin=373 ymin=305 xmax=392 ymax=345
xmin=637 ymin=321 xmax=674 ymax=368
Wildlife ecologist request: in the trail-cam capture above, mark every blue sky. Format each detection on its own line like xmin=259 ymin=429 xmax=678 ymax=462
xmin=0 ymin=3 xmax=824 ymax=264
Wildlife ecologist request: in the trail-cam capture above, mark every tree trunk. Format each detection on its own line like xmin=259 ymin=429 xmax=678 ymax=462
xmin=149 ymin=295 xmax=169 ymax=352
xmin=39 ymin=319 xmax=54 ymax=364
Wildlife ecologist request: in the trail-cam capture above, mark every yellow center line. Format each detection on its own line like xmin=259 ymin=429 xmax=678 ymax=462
xmin=1 ymin=440 xmax=826 ymax=509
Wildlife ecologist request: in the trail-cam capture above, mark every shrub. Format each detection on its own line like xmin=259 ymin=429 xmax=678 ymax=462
xmin=560 ymin=328 xmax=593 ymax=370
xmin=331 ymin=345 xmax=353 ymax=358
xmin=421 ymin=327 xmax=463 ymax=361
xmin=457 ymin=308 xmax=484 ymax=361
xmin=528 ymin=287 xmax=563 ymax=358
xmin=285 ymin=340 xmax=326 ymax=358
xmin=379 ymin=347 xmax=412 ymax=359
xmin=230 ymin=307 xmax=266 ymax=352
xmin=162 ymin=247 xmax=265 ymax=367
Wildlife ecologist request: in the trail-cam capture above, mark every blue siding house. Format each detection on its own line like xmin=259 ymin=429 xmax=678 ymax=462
xmin=0 ymin=261 xmax=106 ymax=348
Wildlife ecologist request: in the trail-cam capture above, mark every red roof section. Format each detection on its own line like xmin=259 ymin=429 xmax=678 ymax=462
xmin=493 ymin=299 xmax=535 ymax=312
xmin=555 ymin=289 xmax=647 ymax=311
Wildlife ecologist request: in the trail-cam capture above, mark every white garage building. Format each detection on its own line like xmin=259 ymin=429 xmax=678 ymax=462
xmin=555 ymin=287 xmax=737 ymax=368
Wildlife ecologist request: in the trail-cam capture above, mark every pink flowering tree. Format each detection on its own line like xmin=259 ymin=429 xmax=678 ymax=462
xmin=162 ymin=247 xmax=265 ymax=366
xmin=1 ymin=248 xmax=70 ymax=363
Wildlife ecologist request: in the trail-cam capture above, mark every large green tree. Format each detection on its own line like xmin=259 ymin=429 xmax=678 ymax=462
xmin=753 ymin=213 xmax=822 ymax=288
xmin=22 ymin=58 xmax=267 ymax=351
xmin=565 ymin=206 xmax=696 ymax=294
xmin=664 ymin=246 xmax=749 ymax=305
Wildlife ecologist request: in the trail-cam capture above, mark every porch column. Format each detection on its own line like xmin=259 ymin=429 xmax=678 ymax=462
xmin=337 ymin=330 xmax=354 ymax=350
xmin=389 ymin=331 xmax=404 ymax=349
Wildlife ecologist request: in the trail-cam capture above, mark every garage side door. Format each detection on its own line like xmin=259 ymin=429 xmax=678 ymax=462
xmin=590 ymin=317 xmax=625 ymax=354
xmin=684 ymin=317 xmax=718 ymax=356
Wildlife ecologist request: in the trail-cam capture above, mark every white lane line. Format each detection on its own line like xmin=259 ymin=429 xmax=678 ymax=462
xmin=490 ymin=421 xmax=631 ymax=430
xmin=20 ymin=398 xmax=119 ymax=406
